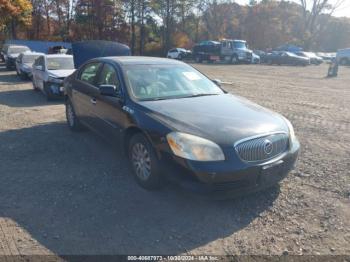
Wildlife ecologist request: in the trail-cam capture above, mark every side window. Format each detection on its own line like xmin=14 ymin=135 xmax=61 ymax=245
xmin=79 ymin=63 xmax=101 ymax=85
xmin=33 ymin=57 xmax=38 ymax=66
xmin=34 ymin=56 xmax=44 ymax=68
xmin=97 ymin=63 xmax=120 ymax=91
xmin=40 ymin=57 xmax=45 ymax=68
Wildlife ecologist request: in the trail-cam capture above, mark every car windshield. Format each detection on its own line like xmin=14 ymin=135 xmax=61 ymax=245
xmin=9 ymin=47 xmax=29 ymax=54
xmin=305 ymin=52 xmax=317 ymax=57
xmin=23 ymin=55 xmax=40 ymax=64
xmin=233 ymin=42 xmax=247 ymax=49
xmin=47 ymin=57 xmax=74 ymax=70
xmin=123 ymin=64 xmax=224 ymax=101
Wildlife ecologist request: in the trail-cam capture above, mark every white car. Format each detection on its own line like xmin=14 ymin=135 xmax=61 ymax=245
xmin=3 ymin=45 xmax=31 ymax=70
xmin=32 ymin=54 xmax=75 ymax=100
xmin=15 ymin=51 xmax=44 ymax=79
xmin=167 ymin=48 xmax=191 ymax=60
xmin=336 ymin=48 xmax=350 ymax=65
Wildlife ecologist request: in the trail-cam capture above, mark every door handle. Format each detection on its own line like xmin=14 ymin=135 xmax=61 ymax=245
xmin=90 ymin=98 xmax=97 ymax=105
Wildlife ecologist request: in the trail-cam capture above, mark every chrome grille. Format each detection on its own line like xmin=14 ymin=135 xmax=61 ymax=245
xmin=235 ymin=133 xmax=289 ymax=162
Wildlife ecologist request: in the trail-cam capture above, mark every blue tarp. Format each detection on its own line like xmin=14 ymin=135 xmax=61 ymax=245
xmin=72 ymin=40 xmax=130 ymax=68
xmin=4 ymin=40 xmax=71 ymax=54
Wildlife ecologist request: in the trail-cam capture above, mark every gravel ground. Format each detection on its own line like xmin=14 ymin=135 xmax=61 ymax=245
xmin=0 ymin=62 xmax=349 ymax=257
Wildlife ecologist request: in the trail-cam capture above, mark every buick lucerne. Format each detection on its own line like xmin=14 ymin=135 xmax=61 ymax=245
xmin=64 ymin=57 xmax=300 ymax=197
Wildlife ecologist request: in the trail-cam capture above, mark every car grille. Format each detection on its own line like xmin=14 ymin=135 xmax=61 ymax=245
xmin=235 ymin=133 xmax=289 ymax=162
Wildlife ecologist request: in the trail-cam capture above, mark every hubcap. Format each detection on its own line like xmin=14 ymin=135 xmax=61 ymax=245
xmin=67 ymin=104 xmax=75 ymax=126
xmin=131 ymin=143 xmax=151 ymax=181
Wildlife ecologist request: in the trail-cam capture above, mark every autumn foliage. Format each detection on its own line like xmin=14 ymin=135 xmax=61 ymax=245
xmin=1 ymin=0 xmax=349 ymax=54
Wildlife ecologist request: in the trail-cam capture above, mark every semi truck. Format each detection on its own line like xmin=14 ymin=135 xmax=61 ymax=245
xmin=192 ymin=39 xmax=253 ymax=64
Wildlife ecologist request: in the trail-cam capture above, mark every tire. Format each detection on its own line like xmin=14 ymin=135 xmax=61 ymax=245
xmin=32 ymin=78 xmax=39 ymax=91
xmin=339 ymin=58 xmax=349 ymax=66
xmin=19 ymin=71 xmax=27 ymax=80
xmin=128 ymin=133 xmax=163 ymax=190
xmin=178 ymin=54 xmax=182 ymax=60
xmin=65 ymin=99 xmax=84 ymax=131
xmin=5 ymin=62 xmax=12 ymax=71
xmin=195 ymin=55 xmax=202 ymax=63
xmin=230 ymin=55 xmax=238 ymax=64
xmin=43 ymin=81 xmax=55 ymax=101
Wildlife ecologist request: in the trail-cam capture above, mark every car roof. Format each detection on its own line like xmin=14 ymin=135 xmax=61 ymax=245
xmin=97 ymin=56 xmax=185 ymax=66
xmin=22 ymin=51 xmax=44 ymax=56
xmin=8 ymin=45 xmax=30 ymax=49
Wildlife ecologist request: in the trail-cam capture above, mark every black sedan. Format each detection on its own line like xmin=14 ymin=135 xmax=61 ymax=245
xmin=266 ymin=51 xmax=310 ymax=66
xmin=64 ymin=57 xmax=300 ymax=197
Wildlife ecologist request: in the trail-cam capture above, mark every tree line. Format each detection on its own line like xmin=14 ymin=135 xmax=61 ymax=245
xmin=1 ymin=0 xmax=350 ymax=55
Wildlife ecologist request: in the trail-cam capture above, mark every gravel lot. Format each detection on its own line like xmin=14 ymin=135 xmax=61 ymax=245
xmin=0 ymin=62 xmax=349 ymax=256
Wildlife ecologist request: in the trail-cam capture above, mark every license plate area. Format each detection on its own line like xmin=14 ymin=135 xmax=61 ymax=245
xmin=210 ymin=55 xmax=220 ymax=61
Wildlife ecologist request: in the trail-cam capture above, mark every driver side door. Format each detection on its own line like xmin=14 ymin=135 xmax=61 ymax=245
xmin=93 ymin=63 xmax=127 ymax=142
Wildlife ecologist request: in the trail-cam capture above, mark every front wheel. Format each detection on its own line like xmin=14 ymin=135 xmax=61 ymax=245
xmin=19 ymin=71 xmax=27 ymax=80
xmin=230 ymin=55 xmax=238 ymax=64
xmin=128 ymin=133 xmax=163 ymax=190
xmin=195 ymin=55 xmax=202 ymax=63
xmin=43 ymin=82 xmax=55 ymax=101
xmin=32 ymin=78 xmax=39 ymax=91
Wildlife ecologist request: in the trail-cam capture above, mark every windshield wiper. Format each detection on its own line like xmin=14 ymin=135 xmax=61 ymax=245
xmin=181 ymin=93 xmax=220 ymax=98
xmin=139 ymin=93 xmax=219 ymax=101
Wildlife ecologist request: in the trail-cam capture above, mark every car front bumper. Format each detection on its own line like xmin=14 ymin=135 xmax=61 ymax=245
xmin=45 ymin=81 xmax=65 ymax=97
xmin=162 ymin=139 xmax=300 ymax=198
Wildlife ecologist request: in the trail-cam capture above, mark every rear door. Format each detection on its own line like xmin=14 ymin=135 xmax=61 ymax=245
xmin=93 ymin=62 xmax=126 ymax=142
xmin=71 ymin=62 xmax=103 ymax=128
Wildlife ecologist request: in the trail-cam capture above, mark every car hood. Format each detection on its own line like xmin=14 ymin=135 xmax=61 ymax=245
xmin=140 ymin=94 xmax=289 ymax=146
xmin=8 ymin=53 xmax=20 ymax=58
xmin=48 ymin=69 xmax=75 ymax=78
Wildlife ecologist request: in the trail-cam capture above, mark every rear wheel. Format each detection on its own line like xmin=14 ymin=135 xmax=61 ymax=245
xmin=66 ymin=99 xmax=84 ymax=131
xmin=128 ymin=133 xmax=163 ymax=190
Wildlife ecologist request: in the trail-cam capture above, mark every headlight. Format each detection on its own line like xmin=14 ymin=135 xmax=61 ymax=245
xmin=48 ymin=76 xmax=63 ymax=84
xmin=166 ymin=132 xmax=225 ymax=161
xmin=283 ymin=117 xmax=296 ymax=142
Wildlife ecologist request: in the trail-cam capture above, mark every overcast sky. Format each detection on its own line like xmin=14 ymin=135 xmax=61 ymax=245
xmin=233 ymin=0 xmax=350 ymax=17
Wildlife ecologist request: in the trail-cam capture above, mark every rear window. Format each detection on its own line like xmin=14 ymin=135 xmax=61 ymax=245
xmin=23 ymin=55 xmax=40 ymax=64
xmin=47 ymin=57 xmax=74 ymax=70
xmin=8 ymin=46 xmax=30 ymax=54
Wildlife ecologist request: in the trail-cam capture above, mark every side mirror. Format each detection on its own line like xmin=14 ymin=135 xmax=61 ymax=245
xmin=35 ymin=65 xmax=43 ymax=71
xmin=212 ymin=79 xmax=222 ymax=87
xmin=99 ymin=84 xmax=119 ymax=97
